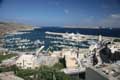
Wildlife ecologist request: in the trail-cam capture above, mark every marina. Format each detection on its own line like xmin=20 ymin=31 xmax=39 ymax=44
xmin=3 ymin=28 xmax=101 ymax=52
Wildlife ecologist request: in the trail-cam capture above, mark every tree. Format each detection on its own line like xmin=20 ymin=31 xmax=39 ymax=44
xmin=16 ymin=69 xmax=36 ymax=78
xmin=33 ymin=66 xmax=71 ymax=80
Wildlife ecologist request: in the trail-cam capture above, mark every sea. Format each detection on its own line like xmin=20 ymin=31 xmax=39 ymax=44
xmin=3 ymin=27 xmax=120 ymax=52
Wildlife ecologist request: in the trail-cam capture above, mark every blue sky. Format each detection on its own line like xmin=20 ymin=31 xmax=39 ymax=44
xmin=0 ymin=0 xmax=120 ymax=27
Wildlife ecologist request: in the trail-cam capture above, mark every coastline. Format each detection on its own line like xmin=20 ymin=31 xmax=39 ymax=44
xmin=0 ymin=25 xmax=120 ymax=53
xmin=0 ymin=22 xmax=33 ymax=47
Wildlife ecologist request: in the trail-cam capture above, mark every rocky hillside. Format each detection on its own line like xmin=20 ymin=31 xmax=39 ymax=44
xmin=0 ymin=22 xmax=33 ymax=36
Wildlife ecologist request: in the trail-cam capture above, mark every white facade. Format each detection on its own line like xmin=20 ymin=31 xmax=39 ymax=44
xmin=16 ymin=54 xmax=38 ymax=69
xmin=65 ymin=55 xmax=78 ymax=68
xmin=16 ymin=54 xmax=59 ymax=69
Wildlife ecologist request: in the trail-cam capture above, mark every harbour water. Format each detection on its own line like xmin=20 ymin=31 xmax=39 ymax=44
xmin=3 ymin=27 xmax=120 ymax=52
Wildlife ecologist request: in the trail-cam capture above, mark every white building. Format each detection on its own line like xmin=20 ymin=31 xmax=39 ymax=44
xmin=16 ymin=54 xmax=59 ymax=69
xmin=65 ymin=55 xmax=78 ymax=68
xmin=16 ymin=54 xmax=38 ymax=69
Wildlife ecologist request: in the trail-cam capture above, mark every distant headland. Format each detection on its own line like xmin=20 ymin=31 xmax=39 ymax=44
xmin=0 ymin=22 xmax=33 ymax=37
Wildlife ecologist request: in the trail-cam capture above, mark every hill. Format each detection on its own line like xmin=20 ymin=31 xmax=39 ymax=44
xmin=0 ymin=22 xmax=33 ymax=36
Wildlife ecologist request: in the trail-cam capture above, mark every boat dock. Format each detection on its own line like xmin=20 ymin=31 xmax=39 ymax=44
xmin=45 ymin=31 xmax=64 ymax=36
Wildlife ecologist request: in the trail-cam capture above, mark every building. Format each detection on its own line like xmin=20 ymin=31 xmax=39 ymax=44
xmin=61 ymin=48 xmax=78 ymax=68
xmin=65 ymin=55 xmax=78 ymax=68
xmin=16 ymin=46 xmax=58 ymax=69
xmin=36 ymin=55 xmax=58 ymax=67
xmin=16 ymin=54 xmax=38 ymax=69
xmin=16 ymin=54 xmax=58 ymax=69
xmin=86 ymin=64 xmax=120 ymax=80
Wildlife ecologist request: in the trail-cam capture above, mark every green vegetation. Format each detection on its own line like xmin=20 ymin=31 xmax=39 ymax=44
xmin=0 ymin=65 xmax=35 ymax=79
xmin=32 ymin=66 xmax=70 ymax=80
xmin=114 ymin=39 xmax=120 ymax=42
xmin=16 ymin=69 xmax=36 ymax=79
xmin=0 ymin=62 xmax=70 ymax=80
xmin=14 ymin=64 xmax=70 ymax=80
xmin=0 ymin=56 xmax=78 ymax=80
xmin=52 ymin=58 xmax=66 ymax=70
xmin=52 ymin=62 xmax=65 ymax=70
xmin=0 ymin=53 xmax=16 ymax=63
xmin=0 ymin=65 xmax=17 ymax=73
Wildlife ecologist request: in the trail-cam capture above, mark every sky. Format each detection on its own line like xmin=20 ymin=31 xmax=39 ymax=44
xmin=0 ymin=0 xmax=120 ymax=27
